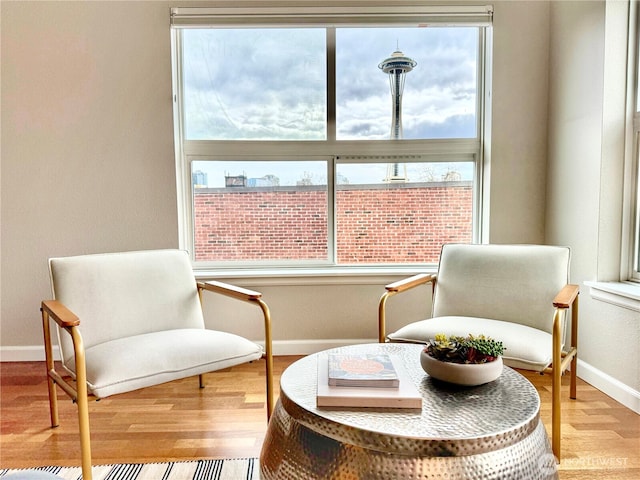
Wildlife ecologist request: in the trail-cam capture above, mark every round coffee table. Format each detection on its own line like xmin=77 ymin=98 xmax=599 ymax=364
xmin=260 ymin=343 xmax=558 ymax=479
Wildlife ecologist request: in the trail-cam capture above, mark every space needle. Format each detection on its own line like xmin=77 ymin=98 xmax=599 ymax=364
xmin=378 ymin=48 xmax=417 ymax=182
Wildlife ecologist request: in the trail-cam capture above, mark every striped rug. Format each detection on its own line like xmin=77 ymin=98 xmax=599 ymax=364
xmin=0 ymin=458 xmax=258 ymax=480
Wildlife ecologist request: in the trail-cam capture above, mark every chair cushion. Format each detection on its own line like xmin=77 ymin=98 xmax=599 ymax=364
xmin=63 ymin=329 xmax=263 ymax=398
xmin=387 ymin=316 xmax=556 ymax=371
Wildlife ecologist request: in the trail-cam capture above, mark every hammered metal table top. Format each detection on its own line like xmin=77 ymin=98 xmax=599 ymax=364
xmin=279 ymin=343 xmax=541 ymax=455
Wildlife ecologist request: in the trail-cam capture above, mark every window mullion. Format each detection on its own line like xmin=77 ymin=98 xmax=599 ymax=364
xmin=327 ymin=27 xmax=336 ymax=142
xmin=328 ymin=157 xmax=337 ymax=263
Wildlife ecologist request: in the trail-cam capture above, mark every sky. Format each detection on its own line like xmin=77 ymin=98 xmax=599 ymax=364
xmin=192 ymin=160 xmax=474 ymax=187
xmin=182 ymin=26 xmax=478 ymax=186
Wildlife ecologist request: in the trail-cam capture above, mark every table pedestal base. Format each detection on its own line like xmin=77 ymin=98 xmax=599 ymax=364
xmin=260 ymin=398 xmax=558 ymax=480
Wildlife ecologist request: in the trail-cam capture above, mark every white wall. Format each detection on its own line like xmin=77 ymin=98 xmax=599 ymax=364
xmin=8 ymin=1 xmax=637 ymax=412
xmin=489 ymin=0 xmax=550 ymax=242
xmin=1 ymin=0 xmax=552 ymax=355
xmin=1 ymin=1 xmax=180 ymax=350
xmin=546 ymin=0 xmax=640 ymax=411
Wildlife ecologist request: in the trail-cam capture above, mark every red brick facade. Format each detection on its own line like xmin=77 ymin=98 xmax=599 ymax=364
xmin=194 ymin=182 xmax=472 ymax=264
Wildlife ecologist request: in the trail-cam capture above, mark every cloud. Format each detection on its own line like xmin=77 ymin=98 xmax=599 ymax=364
xmin=182 ymin=26 xmax=478 ymax=140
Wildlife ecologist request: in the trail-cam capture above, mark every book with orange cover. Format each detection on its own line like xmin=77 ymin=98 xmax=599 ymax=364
xmin=327 ymin=353 xmax=399 ymax=388
xmin=317 ymin=354 xmax=422 ymax=409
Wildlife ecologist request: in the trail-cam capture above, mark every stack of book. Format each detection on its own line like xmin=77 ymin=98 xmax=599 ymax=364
xmin=316 ymin=352 xmax=422 ymax=409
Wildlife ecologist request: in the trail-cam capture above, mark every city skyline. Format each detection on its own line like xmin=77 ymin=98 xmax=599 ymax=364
xmin=192 ymin=160 xmax=473 ymax=188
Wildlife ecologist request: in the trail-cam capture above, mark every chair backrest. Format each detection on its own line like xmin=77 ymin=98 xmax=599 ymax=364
xmin=432 ymin=244 xmax=570 ymax=333
xmin=49 ymin=250 xmax=205 ymax=364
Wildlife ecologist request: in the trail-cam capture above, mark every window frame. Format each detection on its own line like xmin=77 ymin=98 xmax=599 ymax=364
xmin=170 ymin=4 xmax=493 ymax=273
xmin=625 ymin=0 xmax=640 ymax=283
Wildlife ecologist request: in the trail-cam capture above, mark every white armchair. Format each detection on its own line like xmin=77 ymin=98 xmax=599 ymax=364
xmin=378 ymin=243 xmax=578 ymax=461
xmin=41 ymin=249 xmax=273 ymax=480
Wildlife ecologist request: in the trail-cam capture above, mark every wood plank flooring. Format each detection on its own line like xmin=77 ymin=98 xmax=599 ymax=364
xmin=1 ymin=357 xmax=638 ymax=479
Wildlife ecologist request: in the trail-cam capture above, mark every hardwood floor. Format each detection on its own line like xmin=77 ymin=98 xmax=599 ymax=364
xmin=1 ymin=357 xmax=638 ymax=479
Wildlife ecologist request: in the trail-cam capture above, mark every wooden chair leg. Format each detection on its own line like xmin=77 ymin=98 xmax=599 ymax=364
xmin=552 ymin=361 xmax=561 ymax=462
xmin=46 ymin=375 xmax=60 ymax=428
xmin=70 ymin=327 xmax=93 ymax=480
xmin=256 ymin=298 xmax=274 ymax=420
xmin=41 ymin=308 xmax=60 ymax=428
xmin=77 ymin=392 xmax=93 ymax=480
xmin=378 ymin=291 xmax=392 ymax=343
xmin=570 ymin=359 xmax=577 ymax=400
xmin=569 ymin=299 xmax=579 ymax=400
xmin=552 ymin=310 xmax=563 ymax=462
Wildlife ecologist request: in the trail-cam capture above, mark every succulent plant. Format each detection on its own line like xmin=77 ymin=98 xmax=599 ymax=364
xmin=425 ymin=333 xmax=504 ymax=364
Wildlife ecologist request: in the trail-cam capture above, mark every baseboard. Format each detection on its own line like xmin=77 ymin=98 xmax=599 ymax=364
xmin=270 ymin=338 xmax=378 ymax=355
xmin=3 ymin=342 xmax=638 ymax=414
xmin=0 ymin=345 xmax=61 ymax=362
xmin=576 ymin=358 xmax=640 ymax=414
xmin=0 ymin=339 xmax=377 ymax=362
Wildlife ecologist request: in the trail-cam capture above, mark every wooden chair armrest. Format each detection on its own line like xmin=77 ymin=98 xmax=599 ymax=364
xmin=553 ymin=284 xmax=579 ymax=309
xmin=41 ymin=299 xmax=89 ymax=402
xmin=378 ymin=273 xmax=436 ymax=343
xmin=384 ymin=273 xmax=436 ymax=293
xmin=197 ymin=280 xmax=274 ymax=418
xmin=198 ymin=280 xmax=262 ymax=302
xmin=41 ymin=300 xmax=80 ymax=328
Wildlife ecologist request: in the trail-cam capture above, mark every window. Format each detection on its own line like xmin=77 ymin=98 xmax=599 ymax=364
xmin=627 ymin=2 xmax=640 ymax=282
xmin=631 ymin=130 xmax=640 ymax=281
xmin=171 ymin=5 xmax=492 ymax=270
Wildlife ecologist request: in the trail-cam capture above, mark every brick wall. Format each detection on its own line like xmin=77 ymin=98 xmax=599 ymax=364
xmin=194 ymin=182 xmax=472 ymax=264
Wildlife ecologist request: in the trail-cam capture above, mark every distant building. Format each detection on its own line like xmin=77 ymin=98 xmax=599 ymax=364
xmin=442 ymin=170 xmax=462 ymax=182
xmin=248 ymin=175 xmax=280 ymax=187
xmin=225 ymin=174 xmax=247 ymax=187
xmin=224 ymin=174 xmax=280 ymax=188
xmin=192 ymin=170 xmax=208 ymax=188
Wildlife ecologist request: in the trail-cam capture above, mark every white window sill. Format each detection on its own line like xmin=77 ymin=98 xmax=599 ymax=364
xmin=584 ymin=281 xmax=640 ymax=312
xmin=194 ymin=266 xmax=436 ymax=287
